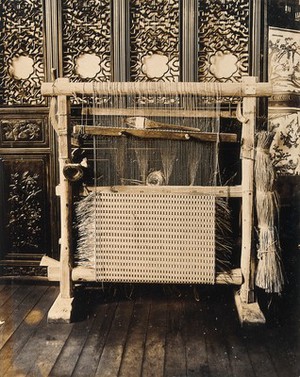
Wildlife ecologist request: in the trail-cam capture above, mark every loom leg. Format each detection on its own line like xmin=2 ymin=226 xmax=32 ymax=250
xmin=47 ymin=294 xmax=74 ymax=324
xmin=234 ymin=290 xmax=265 ymax=326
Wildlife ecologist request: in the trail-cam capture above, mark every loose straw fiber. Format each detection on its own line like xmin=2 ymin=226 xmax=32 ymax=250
xmin=255 ymin=131 xmax=284 ymax=294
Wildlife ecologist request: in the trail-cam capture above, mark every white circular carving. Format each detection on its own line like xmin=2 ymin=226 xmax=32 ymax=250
xmin=9 ymin=56 xmax=34 ymax=80
xmin=142 ymin=53 xmax=169 ymax=79
xmin=209 ymin=51 xmax=238 ymax=80
xmin=75 ymin=53 xmax=101 ymax=78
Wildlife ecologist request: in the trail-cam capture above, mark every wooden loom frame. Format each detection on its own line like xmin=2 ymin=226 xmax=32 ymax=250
xmin=41 ymin=76 xmax=274 ymax=325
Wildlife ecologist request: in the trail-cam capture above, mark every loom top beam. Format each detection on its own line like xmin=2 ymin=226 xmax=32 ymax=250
xmin=41 ymin=77 xmax=274 ymax=98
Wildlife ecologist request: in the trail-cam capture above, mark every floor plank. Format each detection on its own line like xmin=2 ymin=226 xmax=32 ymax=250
xmin=183 ymin=299 xmax=210 ymax=377
xmin=0 ymin=284 xmax=49 ymax=350
xmin=0 ymin=282 xmax=298 ymax=377
xmin=25 ymin=322 xmax=74 ymax=377
xmin=201 ymin=289 xmax=234 ymax=377
xmin=220 ymin=304 xmax=255 ymax=377
xmin=264 ymin=293 xmax=300 ymax=377
xmin=205 ymin=287 xmax=256 ymax=377
xmin=263 ymin=327 xmax=298 ymax=377
xmin=94 ymin=300 xmax=134 ymax=377
xmin=141 ymin=300 xmax=168 ymax=377
xmin=48 ymin=309 xmax=97 ymax=376
xmin=72 ymin=301 xmax=117 ymax=377
xmin=0 ymin=285 xmax=56 ymax=375
xmin=244 ymin=329 xmax=279 ymax=377
xmin=164 ymin=299 xmax=187 ymax=377
xmin=0 ymin=284 xmax=21 ymax=309
xmin=118 ymin=300 xmax=151 ymax=377
xmin=1 ymin=287 xmax=58 ymax=377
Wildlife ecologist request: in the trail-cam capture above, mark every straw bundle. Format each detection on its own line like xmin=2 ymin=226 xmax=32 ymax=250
xmin=74 ymin=193 xmax=96 ymax=268
xmin=255 ymin=131 xmax=284 ymax=294
xmin=215 ymin=198 xmax=232 ymax=272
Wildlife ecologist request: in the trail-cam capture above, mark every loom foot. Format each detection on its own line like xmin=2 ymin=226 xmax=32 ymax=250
xmin=234 ymin=291 xmax=266 ymax=326
xmin=47 ymin=294 xmax=74 ymax=324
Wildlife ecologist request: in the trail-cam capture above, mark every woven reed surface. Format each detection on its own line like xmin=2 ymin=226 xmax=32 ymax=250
xmin=95 ymin=193 xmax=215 ymax=284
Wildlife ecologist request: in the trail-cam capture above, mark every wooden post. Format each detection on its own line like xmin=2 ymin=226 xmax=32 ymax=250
xmin=57 ymin=93 xmax=73 ymax=298
xmin=47 ymin=78 xmax=74 ymax=323
xmin=235 ymin=77 xmax=265 ymax=325
xmin=240 ymin=76 xmax=256 ymax=304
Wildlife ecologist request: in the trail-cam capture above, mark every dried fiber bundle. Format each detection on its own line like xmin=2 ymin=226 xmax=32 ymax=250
xmin=256 ymin=190 xmax=279 ymax=229
xmin=255 ymin=131 xmax=284 ymax=294
xmin=74 ymin=193 xmax=96 ymax=268
xmin=215 ymin=198 xmax=232 ymax=272
xmin=256 ymin=227 xmax=284 ymax=294
xmin=255 ymin=132 xmax=275 ymax=191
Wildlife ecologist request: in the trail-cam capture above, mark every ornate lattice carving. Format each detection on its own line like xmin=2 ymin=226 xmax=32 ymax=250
xmin=6 ymin=171 xmax=43 ymax=251
xmin=1 ymin=120 xmax=43 ymax=142
xmin=130 ymin=0 xmax=180 ymax=82
xmin=198 ymin=0 xmax=250 ymax=82
xmin=0 ymin=0 xmax=45 ymax=105
xmin=62 ymin=0 xmax=111 ymax=82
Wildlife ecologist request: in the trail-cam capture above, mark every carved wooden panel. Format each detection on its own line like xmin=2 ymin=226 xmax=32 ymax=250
xmin=0 ymin=115 xmax=48 ymax=148
xmin=0 ymin=0 xmax=45 ymax=105
xmin=130 ymin=0 xmax=180 ymax=82
xmin=198 ymin=0 xmax=250 ymax=82
xmin=62 ymin=0 xmax=111 ymax=82
xmin=0 ymin=155 xmax=50 ymax=259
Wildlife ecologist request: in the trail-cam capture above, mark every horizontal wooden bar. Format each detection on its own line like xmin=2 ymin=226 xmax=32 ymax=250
xmin=46 ymin=266 xmax=242 ymax=285
xmin=86 ymin=185 xmax=243 ymax=198
xmin=215 ymin=268 xmax=243 ymax=285
xmin=40 ymin=255 xmax=59 ymax=268
xmin=73 ymin=126 xmax=237 ymax=143
xmin=41 ymin=78 xmax=274 ymax=97
xmin=82 ymin=107 xmax=236 ymax=119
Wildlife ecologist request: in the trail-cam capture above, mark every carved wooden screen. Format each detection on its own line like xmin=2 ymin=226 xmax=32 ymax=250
xmin=0 ymin=156 xmax=50 ymax=274
xmin=60 ymin=0 xmax=250 ymax=84
xmin=61 ymin=0 xmax=111 ymax=82
xmin=130 ymin=0 xmax=180 ymax=82
xmin=198 ymin=0 xmax=250 ymax=82
xmin=0 ymin=0 xmax=46 ymax=105
xmin=0 ymin=0 xmax=52 ymax=277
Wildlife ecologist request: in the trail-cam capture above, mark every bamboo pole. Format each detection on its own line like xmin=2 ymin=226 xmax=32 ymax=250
xmin=240 ymin=77 xmax=256 ymax=304
xmin=56 ymin=94 xmax=73 ymax=300
xmin=85 ymin=185 xmax=243 ymax=198
xmin=82 ymin=107 xmax=235 ymax=118
xmin=41 ymin=78 xmax=274 ymax=97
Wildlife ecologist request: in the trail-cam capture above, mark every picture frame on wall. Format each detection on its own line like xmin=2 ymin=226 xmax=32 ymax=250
xmin=269 ymin=26 xmax=300 ymax=107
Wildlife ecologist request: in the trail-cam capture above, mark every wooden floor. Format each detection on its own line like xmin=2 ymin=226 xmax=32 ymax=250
xmin=0 ymin=281 xmax=299 ymax=377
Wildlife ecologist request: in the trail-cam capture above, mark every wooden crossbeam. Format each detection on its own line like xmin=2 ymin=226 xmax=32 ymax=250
xmin=85 ymin=185 xmax=243 ymax=198
xmin=42 ymin=78 xmax=274 ymax=97
xmin=82 ymin=107 xmax=236 ymax=118
xmin=73 ymin=125 xmax=237 ymax=143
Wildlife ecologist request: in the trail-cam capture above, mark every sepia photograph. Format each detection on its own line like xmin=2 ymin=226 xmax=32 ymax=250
xmin=0 ymin=1 xmax=299 ymax=376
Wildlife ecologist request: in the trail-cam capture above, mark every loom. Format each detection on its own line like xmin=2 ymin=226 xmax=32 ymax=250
xmin=41 ymin=77 xmax=274 ymax=325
